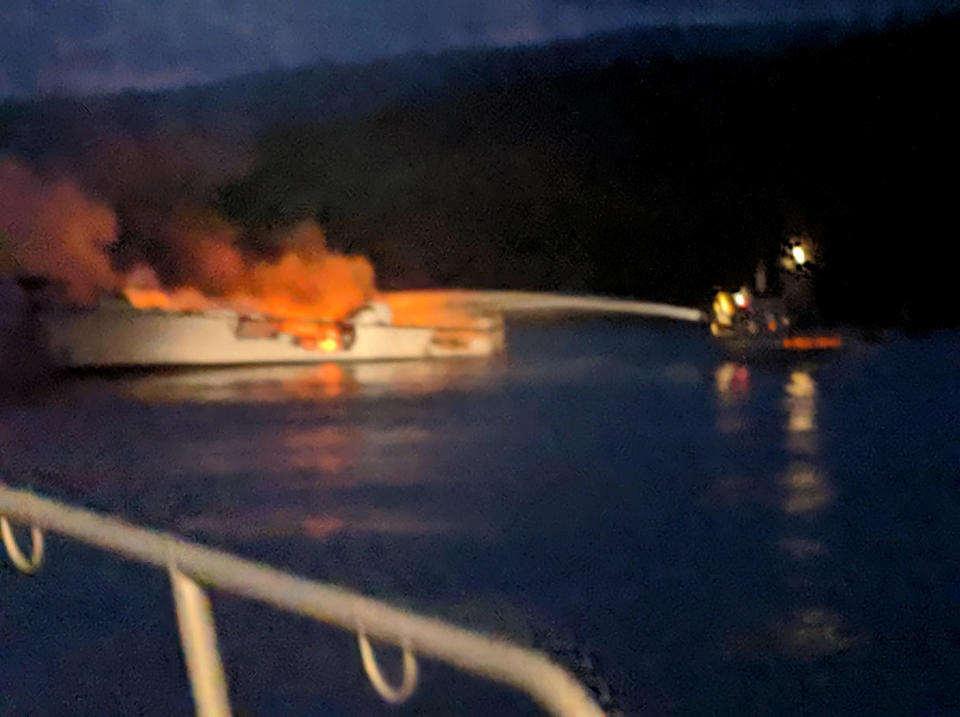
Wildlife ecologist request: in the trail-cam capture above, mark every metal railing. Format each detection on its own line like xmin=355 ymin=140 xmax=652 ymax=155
xmin=0 ymin=485 xmax=604 ymax=716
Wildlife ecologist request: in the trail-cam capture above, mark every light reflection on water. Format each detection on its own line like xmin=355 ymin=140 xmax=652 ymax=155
xmin=713 ymin=361 xmax=750 ymax=434
xmin=111 ymin=358 xmax=502 ymax=404
xmin=116 ymin=360 xmax=506 ymax=542
xmin=780 ymin=461 xmax=833 ymax=516
xmin=778 ymin=536 xmax=828 ymax=561
xmin=1 ymin=324 xmax=957 ymax=714
xmin=0 ymin=358 xmax=504 ymax=546
xmin=176 ymin=506 xmax=462 ymax=541
xmin=712 ymin=362 xmax=857 ymax=664
xmin=773 ymin=369 xmax=856 ymax=659
xmin=784 ymin=369 xmax=818 ymax=453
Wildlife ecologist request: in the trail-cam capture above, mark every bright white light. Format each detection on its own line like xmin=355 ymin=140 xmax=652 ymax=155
xmin=733 ymin=291 xmax=746 ymax=308
xmin=791 ymin=245 xmax=807 ymax=265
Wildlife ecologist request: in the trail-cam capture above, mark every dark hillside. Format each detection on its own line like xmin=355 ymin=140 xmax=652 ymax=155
xmin=0 ymin=21 xmax=859 ymax=156
xmin=219 ymin=13 xmax=960 ymax=326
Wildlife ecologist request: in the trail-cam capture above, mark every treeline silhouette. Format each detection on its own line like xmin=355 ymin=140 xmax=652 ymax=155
xmin=2 ymin=14 xmax=956 ymax=327
xmin=0 ymin=20 xmax=857 ymax=151
xmin=217 ymin=13 xmax=959 ymax=327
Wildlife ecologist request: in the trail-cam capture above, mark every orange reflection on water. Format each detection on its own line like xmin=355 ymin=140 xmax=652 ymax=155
xmin=180 ymin=508 xmax=462 ymax=541
xmin=283 ymin=363 xmax=345 ymax=400
xmin=279 ymin=425 xmax=360 ymax=474
xmin=114 ymin=357 xmax=498 ymax=404
xmin=301 ymin=515 xmax=346 ymax=539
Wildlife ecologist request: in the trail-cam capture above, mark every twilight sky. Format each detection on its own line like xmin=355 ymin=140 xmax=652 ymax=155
xmin=0 ymin=0 xmax=954 ymax=99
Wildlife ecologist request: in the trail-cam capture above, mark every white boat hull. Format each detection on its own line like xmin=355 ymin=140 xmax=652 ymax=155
xmin=39 ymin=306 xmax=499 ymax=369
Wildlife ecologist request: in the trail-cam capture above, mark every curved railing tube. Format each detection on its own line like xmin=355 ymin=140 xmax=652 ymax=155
xmin=0 ymin=486 xmax=603 ymax=717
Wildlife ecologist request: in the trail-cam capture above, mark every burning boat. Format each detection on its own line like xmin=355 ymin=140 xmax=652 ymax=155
xmin=33 ymin=292 xmax=503 ymax=370
xmin=0 ymin=171 xmax=502 ymax=370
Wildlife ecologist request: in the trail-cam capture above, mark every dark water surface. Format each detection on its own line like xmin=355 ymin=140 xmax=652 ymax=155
xmin=1 ymin=319 xmax=958 ymax=715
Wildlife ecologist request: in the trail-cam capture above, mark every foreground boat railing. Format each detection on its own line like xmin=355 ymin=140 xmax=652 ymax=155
xmin=0 ymin=485 xmax=603 ymax=717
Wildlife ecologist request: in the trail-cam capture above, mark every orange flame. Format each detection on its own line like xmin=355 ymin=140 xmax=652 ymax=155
xmin=379 ymin=289 xmax=487 ymax=328
xmin=378 ymin=289 xmax=505 ymax=353
xmin=2 ymin=158 xmax=493 ymax=345
xmin=123 ymin=220 xmax=376 ymax=326
xmin=0 ymin=159 xmax=376 ymax=326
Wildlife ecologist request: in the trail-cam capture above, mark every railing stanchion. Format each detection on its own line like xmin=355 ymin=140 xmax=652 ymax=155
xmin=0 ymin=487 xmax=604 ymax=716
xmin=0 ymin=516 xmax=45 ymax=574
xmin=357 ymin=629 xmax=418 ymax=704
xmin=170 ymin=565 xmax=233 ymax=717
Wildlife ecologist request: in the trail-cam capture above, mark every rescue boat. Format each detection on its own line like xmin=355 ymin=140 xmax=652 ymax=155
xmin=709 ymin=236 xmax=846 ymax=358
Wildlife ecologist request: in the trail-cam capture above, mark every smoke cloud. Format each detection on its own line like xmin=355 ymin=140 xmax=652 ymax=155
xmin=0 ymin=159 xmax=119 ymax=303
xmin=0 ymin=156 xmax=375 ymax=320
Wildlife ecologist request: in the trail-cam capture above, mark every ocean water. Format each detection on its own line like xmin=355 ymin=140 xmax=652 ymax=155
xmin=0 ymin=319 xmax=958 ymax=715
